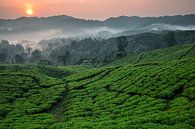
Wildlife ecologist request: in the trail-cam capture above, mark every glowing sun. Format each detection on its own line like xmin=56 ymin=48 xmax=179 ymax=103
xmin=26 ymin=9 xmax=33 ymax=15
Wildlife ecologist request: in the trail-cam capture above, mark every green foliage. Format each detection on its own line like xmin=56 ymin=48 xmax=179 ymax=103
xmin=58 ymin=58 xmax=194 ymax=128
xmin=107 ymin=43 xmax=195 ymax=66
xmin=0 ymin=45 xmax=194 ymax=128
xmin=15 ymin=54 xmax=25 ymax=64
xmin=116 ymin=36 xmax=129 ymax=58
xmin=0 ymin=64 xmax=68 ymax=128
xmin=164 ymin=31 xmax=176 ymax=47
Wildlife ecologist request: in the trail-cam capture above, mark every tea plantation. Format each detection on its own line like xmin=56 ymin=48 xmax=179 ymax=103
xmin=0 ymin=44 xmax=195 ymax=129
xmin=107 ymin=43 xmax=195 ymax=66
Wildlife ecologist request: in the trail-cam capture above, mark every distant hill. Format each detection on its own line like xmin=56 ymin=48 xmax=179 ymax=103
xmin=0 ymin=14 xmax=195 ymax=40
xmin=104 ymin=15 xmax=195 ymax=29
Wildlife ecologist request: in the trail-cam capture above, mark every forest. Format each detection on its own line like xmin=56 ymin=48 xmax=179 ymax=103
xmin=1 ymin=30 xmax=195 ymax=66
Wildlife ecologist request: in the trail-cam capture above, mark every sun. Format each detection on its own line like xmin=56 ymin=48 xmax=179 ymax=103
xmin=26 ymin=9 xmax=33 ymax=15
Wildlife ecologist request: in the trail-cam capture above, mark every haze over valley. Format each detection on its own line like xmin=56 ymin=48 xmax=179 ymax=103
xmin=1 ymin=14 xmax=195 ymax=42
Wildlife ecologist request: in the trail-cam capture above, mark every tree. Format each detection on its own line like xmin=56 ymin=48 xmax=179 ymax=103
xmin=0 ymin=41 xmax=9 ymax=63
xmin=31 ymin=49 xmax=41 ymax=61
xmin=0 ymin=53 xmax=7 ymax=63
xmin=15 ymin=54 xmax=25 ymax=64
xmin=15 ymin=44 xmax=25 ymax=53
xmin=70 ymin=40 xmax=77 ymax=49
xmin=165 ymin=31 xmax=176 ymax=47
xmin=58 ymin=51 xmax=70 ymax=66
xmin=0 ymin=40 xmax=9 ymax=46
xmin=116 ymin=36 xmax=129 ymax=57
xmin=27 ymin=47 xmax=32 ymax=56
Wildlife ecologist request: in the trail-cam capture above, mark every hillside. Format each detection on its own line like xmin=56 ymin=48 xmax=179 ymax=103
xmin=107 ymin=43 xmax=195 ymax=66
xmin=0 ymin=44 xmax=195 ymax=129
xmin=58 ymin=58 xmax=195 ymax=129
xmin=39 ymin=31 xmax=195 ymax=66
xmin=1 ymin=30 xmax=195 ymax=66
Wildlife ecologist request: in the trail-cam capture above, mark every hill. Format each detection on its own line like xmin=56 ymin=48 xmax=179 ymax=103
xmin=55 ymin=58 xmax=195 ymax=129
xmin=0 ymin=44 xmax=195 ymax=128
xmin=39 ymin=31 xmax=195 ymax=66
xmin=1 ymin=14 xmax=195 ymax=40
xmin=107 ymin=43 xmax=195 ymax=66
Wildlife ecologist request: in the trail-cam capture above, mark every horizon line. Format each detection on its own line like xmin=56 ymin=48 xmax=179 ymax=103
xmin=0 ymin=13 xmax=195 ymax=21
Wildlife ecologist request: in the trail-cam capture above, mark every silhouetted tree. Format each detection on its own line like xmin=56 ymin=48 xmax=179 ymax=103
xmin=0 ymin=41 xmax=9 ymax=63
xmin=0 ymin=40 xmax=9 ymax=46
xmin=70 ymin=40 xmax=77 ymax=49
xmin=165 ymin=31 xmax=176 ymax=47
xmin=15 ymin=54 xmax=25 ymax=63
xmin=58 ymin=51 xmax=70 ymax=66
xmin=27 ymin=47 xmax=32 ymax=56
xmin=116 ymin=36 xmax=129 ymax=57
xmin=16 ymin=44 xmax=25 ymax=53
xmin=39 ymin=60 xmax=51 ymax=65
xmin=0 ymin=53 xmax=7 ymax=63
xmin=31 ymin=49 xmax=41 ymax=61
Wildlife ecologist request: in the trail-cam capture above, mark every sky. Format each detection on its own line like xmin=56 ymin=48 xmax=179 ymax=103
xmin=0 ymin=0 xmax=195 ymax=20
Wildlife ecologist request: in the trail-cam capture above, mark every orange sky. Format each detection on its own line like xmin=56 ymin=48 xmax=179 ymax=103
xmin=0 ymin=0 xmax=195 ymax=20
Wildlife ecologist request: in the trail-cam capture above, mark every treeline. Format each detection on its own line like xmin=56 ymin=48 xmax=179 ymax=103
xmin=1 ymin=30 xmax=195 ymax=66
xmin=42 ymin=31 xmax=195 ymax=66
xmin=0 ymin=40 xmax=42 ymax=64
xmin=47 ymin=36 xmax=129 ymax=66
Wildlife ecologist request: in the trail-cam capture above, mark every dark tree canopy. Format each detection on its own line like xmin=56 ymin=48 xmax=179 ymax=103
xmin=0 ymin=53 xmax=7 ymax=63
xmin=117 ymin=36 xmax=128 ymax=52
xmin=165 ymin=31 xmax=176 ymax=47
xmin=58 ymin=51 xmax=71 ymax=66
xmin=0 ymin=40 xmax=9 ymax=46
xmin=15 ymin=54 xmax=25 ymax=64
xmin=31 ymin=49 xmax=42 ymax=61
xmin=27 ymin=47 xmax=32 ymax=56
xmin=116 ymin=36 xmax=129 ymax=57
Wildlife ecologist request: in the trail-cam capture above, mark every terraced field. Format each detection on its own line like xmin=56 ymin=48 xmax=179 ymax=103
xmin=0 ymin=65 xmax=89 ymax=129
xmin=107 ymin=43 xmax=195 ymax=66
xmin=51 ymin=58 xmax=194 ymax=129
xmin=0 ymin=44 xmax=195 ymax=129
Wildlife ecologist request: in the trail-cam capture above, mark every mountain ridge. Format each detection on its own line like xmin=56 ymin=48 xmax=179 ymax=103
xmin=1 ymin=14 xmax=195 ymax=21
xmin=1 ymin=14 xmax=195 ymax=41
